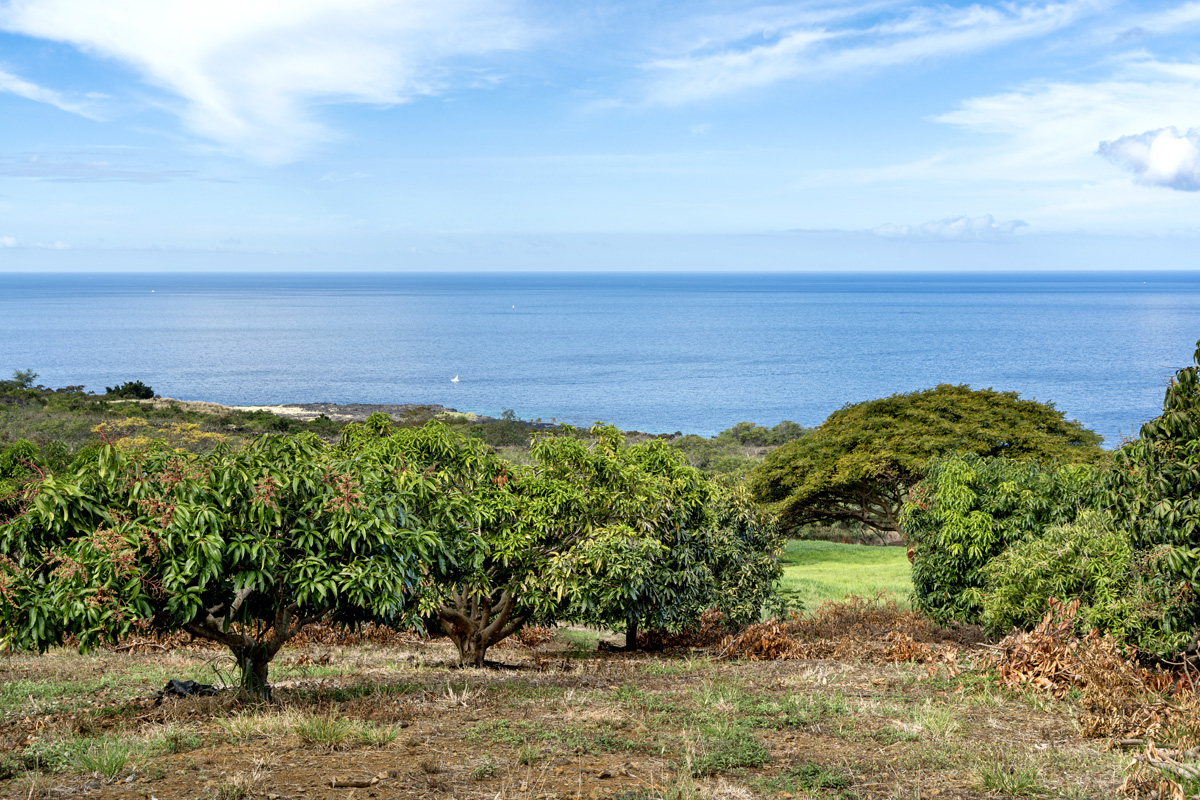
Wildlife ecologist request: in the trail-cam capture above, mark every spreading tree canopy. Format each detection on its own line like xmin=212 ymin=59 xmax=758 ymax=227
xmin=0 ymin=432 xmax=463 ymax=695
xmin=343 ymin=420 xmax=780 ymax=666
xmin=750 ymin=384 xmax=1105 ymax=537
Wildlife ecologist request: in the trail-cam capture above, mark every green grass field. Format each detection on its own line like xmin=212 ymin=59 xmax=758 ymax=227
xmin=778 ymin=540 xmax=913 ymax=613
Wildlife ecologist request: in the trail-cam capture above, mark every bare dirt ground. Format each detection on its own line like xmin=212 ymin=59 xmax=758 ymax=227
xmin=0 ymin=632 xmax=1131 ymax=800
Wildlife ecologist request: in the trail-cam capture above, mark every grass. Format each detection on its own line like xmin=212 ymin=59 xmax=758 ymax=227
xmin=751 ymin=762 xmax=851 ymax=794
xmin=686 ymin=722 xmax=770 ymax=776
xmin=778 ymin=539 xmax=913 ymax=612
xmin=74 ymin=737 xmax=134 ymax=778
xmin=976 ymin=759 xmax=1046 ymax=796
xmin=293 ymin=713 xmax=358 ymax=750
xmin=0 ymin=612 xmax=1130 ymax=800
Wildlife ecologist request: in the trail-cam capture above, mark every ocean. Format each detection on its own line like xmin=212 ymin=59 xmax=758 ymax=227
xmin=2 ymin=271 xmax=1198 ymax=444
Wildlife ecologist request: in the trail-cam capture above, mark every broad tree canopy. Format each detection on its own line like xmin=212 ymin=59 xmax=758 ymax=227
xmin=750 ymin=384 xmax=1105 ymax=537
xmin=0 ymin=432 xmax=463 ymax=694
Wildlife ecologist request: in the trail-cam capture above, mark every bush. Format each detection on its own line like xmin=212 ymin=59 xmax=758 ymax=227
xmin=978 ymin=512 xmax=1160 ymax=645
xmin=1103 ymin=339 xmax=1200 ymax=654
xmin=104 ymin=380 xmax=154 ymax=399
xmin=902 ymin=453 xmax=1102 ymax=624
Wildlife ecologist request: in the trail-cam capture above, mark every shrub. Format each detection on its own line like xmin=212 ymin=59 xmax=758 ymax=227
xmin=104 ymin=380 xmax=154 ymax=399
xmin=902 ymin=453 xmax=1102 ymax=624
xmin=978 ymin=512 xmax=1164 ymax=646
xmin=1103 ymin=339 xmax=1200 ymax=655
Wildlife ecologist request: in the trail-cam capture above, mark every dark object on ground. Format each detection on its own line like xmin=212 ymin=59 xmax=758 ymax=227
xmin=155 ymin=679 xmax=217 ymax=704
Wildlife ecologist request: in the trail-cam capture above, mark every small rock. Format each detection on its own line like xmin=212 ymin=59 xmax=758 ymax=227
xmin=597 ymin=770 xmax=612 ymax=779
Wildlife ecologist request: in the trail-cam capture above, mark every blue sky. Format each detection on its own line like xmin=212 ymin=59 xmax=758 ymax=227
xmin=1 ymin=0 xmax=1198 ymax=271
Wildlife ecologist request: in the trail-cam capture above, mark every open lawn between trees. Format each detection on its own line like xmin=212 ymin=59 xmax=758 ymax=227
xmin=778 ymin=541 xmax=913 ymax=614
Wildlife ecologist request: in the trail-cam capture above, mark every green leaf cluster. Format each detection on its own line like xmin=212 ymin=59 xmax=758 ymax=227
xmin=901 ymin=452 xmax=1103 ymax=624
xmin=1103 ymin=339 xmax=1200 ymax=648
xmin=752 ymin=384 xmax=1105 ymax=536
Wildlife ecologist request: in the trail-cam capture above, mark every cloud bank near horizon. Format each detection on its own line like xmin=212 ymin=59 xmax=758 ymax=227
xmin=873 ymin=215 xmax=1028 ymax=241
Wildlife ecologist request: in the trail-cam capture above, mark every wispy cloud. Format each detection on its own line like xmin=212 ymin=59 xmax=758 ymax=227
xmin=0 ymin=235 xmax=16 ymax=247
xmin=873 ymin=214 xmax=1027 ymax=240
xmin=0 ymin=66 xmax=100 ymax=117
xmin=0 ymin=0 xmax=534 ymax=163
xmin=918 ymin=57 xmax=1200 ymax=182
xmin=0 ymin=153 xmax=197 ymax=181
xmin=1098 ymin=127 xmax=1200 ymax=191
xmin=637 ymin=1 xmax=1097 ymax=106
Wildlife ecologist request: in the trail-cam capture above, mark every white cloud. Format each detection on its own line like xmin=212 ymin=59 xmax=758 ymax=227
xmin=0 ymin=0 xmax=532 ymax=163
xmin=1098 ymin=127 xmax=1200 ymax=191
xmin=0 ymin=67 xmax=100 ymax=117
xmin=0 ymin=236 xmax=16 ymax=247
xmin=924 ymin=58 xmax=1200 ymax=182
xmin=639 ymin=1 xmax=1096 ymax=105
xmin=873 ymin=214 xmax=1027 ymax=241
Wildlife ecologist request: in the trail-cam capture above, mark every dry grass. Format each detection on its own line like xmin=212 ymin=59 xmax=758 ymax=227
xmin=0 ymin=614 xmax=1145 ymax=800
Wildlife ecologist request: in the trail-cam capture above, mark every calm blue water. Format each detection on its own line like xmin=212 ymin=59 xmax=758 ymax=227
xmin=1 ymin=272 xmax=1198 ymax=444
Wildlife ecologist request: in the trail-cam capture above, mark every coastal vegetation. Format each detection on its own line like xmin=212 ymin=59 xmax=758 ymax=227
xmin=750 ymin=384 xmax=1107 ymax=539
xmin=1 ymin=340 xmax=1199 ymax=798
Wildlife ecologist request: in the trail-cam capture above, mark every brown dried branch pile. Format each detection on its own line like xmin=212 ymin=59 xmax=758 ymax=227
xmin=639 ymin=609 xmax=735 ymax=649
xmin=719 ymin=594 xmax=963 ymax=668
xmin=994 ymin=599 xmax=1199 ymax=745
xmin=494 ymin=625 xmax=556 ymax=649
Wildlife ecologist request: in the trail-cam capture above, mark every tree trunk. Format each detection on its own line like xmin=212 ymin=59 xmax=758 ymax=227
xmin=184 ymin=596 xmax=325 ymax=702
xmin=236 ymin=646 xmax=272 ymax=701
xmin=624 ymin=616 xmax=639 ymax=652
xmin=437 ymin=586 xmax=526 ymax=667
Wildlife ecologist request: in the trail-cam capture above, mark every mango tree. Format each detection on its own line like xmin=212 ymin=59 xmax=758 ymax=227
xmin=0 ymin=432 xmax=463 ymax=696
xmin=1104 ymin=339 xmax=1200 ymax=655
xmin=900 ymin=452 xmax=1103 ymax=624
xmin=545 ymin=437 xmax=781 ymax=648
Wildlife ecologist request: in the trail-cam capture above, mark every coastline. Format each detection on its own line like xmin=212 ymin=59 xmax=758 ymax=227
xmin=132 ymin=397 xmax=480 ymax=424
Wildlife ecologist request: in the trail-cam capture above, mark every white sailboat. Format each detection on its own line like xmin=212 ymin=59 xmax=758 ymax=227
xmin=451 ymin=375 xmax=459 ymax=383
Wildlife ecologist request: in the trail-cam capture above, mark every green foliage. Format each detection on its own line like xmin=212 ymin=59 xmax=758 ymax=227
xmin=0 ymin=431 xmax=465 ymax=692
xmin=543 ymin=429 xmax=781 ymax=641
xmin=533 ymin=427 xmax=717 ymax=637
xmin=901 ymin=452 xmax=1102 ymax=624
xmin=0 ymin=439 xmax=41 ymax=519
xmin=977 ymin=512 xmax=1171 ymax=648
xmin=778 ymin=540 xmax=912 ymax=612
xmin=669 ymin=420 xmax=805 ymax=477
xmin=1104 ymin=339 xmax=1200 ymax=649
xmin=10 ymin=370 xmax=37 ymax=390
xmin=104 ymin=381 xmax=154 ymax=399
xmin=704 ymin=483 xmax=783 ymax=627
xmin=752 ymin=384 xmax=1105 ymax=537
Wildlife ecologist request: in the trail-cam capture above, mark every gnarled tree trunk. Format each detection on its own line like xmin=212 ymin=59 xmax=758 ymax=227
xmin=184 ymin=589 xmax=325 ymax=699
xmin=437 ymin=586 xmax=526 ymax=667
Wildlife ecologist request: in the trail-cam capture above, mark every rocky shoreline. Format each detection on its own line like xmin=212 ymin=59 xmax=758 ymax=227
xmin=140 ymin=397 xmax=479 ymax=423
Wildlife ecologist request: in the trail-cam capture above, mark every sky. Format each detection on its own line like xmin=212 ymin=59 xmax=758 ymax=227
xmin=0 ymin=0 xmax=1198 ymax=271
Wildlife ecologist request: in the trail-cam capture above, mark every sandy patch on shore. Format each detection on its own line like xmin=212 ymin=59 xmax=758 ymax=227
xmin=126 ymin=397 xmax=469 ymax=423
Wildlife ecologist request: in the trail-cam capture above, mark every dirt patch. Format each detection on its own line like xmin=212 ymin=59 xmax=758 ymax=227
xmin=1 ymin=631 xmax=1133 ymax=800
